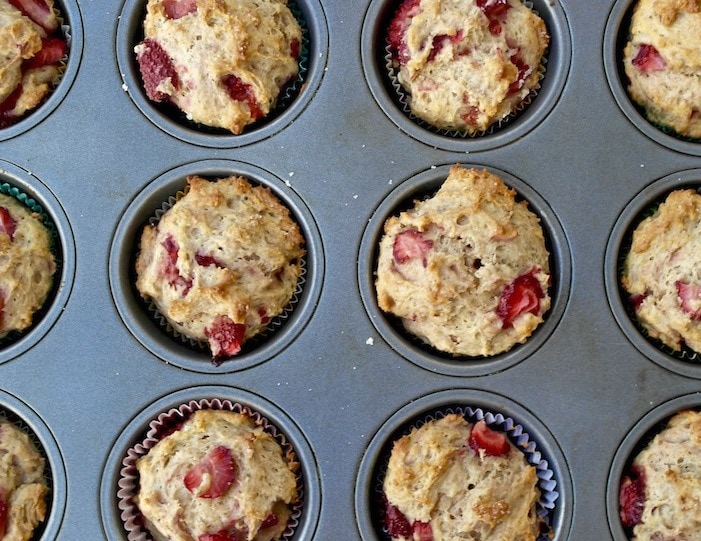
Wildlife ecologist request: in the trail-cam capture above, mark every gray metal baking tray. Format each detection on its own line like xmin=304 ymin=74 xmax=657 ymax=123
xmin=0 ymin=0 xmax=700 ymax=539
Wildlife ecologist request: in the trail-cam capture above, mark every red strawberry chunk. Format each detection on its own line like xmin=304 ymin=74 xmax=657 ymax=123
xmin=221 ymin=75 xmax=263 ymax=120
xmin=676 ymin=281 xmax=701 ymax=319
xmin=0 ymin=488 xmax=7 ymax=538
xmin=162 ymin=0 xmax=197 ymax=19
xmin=290 ymin=38 xmax=301 ymax=60
xmin=184 ymin=445 xmax=237 ymax=498
xmin=258 ymin=307 xmax=270 ymax=324
xmin=619 ymin=466 xmax=645 ymax=528
xmin=161 ymin=235 xmax=192 ymax=294
xmin=413 ymin=521 xmax=434 ymax=541
xmin=136 ymin=38 xmax=180 ymax=102
xmin=476 ymin=0 xmax=510 ymax=36
xmin=23 ymin=36 xmax=67 ymax=70
xmin=204 ymin=315 xmax=246 ymax=358
xmin=632 ymin=43 xmax=666 ymax=73
xmin=427 ymin=31 xmax=463 ymax=62
xmin=507 ymin=49 xmax=530 ymax=95
xmin=195 ymin=251 xmax=226 ymax=268
xmin=497 ymin=270 xmax=545 ymax=328
xmin=392 ymin=229 xmax=433 ymax=267
xmin=199 ymin=530 xmax=246 ymax=541
xmin=0 ymin=85 xmax=23 ymax=128
xmin=260 ymin=512 xmax=279 ymax=530
xmin=387 ymin=0 xmax=423 ymax=64
xmin=0 ymin=207 xmax=17 ymax=240
xmin=630 ymin=293 xmax=647 ymax=312
xmin=468 ymin=419 xmax=510 ymax=457
xmin=8 ymin=0 xmax=58 ymax=32
xmin=383 ymin=497 xmax=412 ymax=538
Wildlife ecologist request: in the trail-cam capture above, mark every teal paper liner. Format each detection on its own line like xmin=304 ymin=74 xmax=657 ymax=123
xmin=372 ymin=406 xmax=558 ymax=540
xmin=117 ymin=398 xmax=303 ymax=541
xmin=0 ymin=182 xmax=60 ymax=348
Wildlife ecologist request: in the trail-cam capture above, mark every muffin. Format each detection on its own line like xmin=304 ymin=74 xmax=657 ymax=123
xmin=0 ymin=417 xmax=49 ymax=541
xmin=622 ymin=0 xmax=701 ymax=139
xmin=619 ymin=409 xmax=701 ymax=539
xmin=135 ymin=409 xmax=299 ymax=541
xmin=0 ymin=0 xmax=67 ymax=128
xmin=375 ymin=165 xmax=551 ymax=357
xmin=386 ymin=0 xmax=549 ymax=134
xmin=134 ymin=0 xmax=303 ymax=134
xmin=0 ymin=192 xmax=56 ymax=339
xmin=382 ymin=413 xmax=542 ymax=540
xmin=135 ymin=175 xmax=305 ymax=360
xmin=621 ymin=189 xmax=701 ymax=354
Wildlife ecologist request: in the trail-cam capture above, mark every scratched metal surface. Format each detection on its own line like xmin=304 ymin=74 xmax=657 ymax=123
xmin=0 ymin=0 xmax=700 ymax=539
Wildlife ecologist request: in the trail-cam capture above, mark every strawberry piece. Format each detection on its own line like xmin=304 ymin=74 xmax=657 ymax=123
xmin=497 ymin=270 xmax=544 ymax=328
xmin=0 ymin=85 xmax=23 ymax=128
xmin=476 ymin=0 xmax=510 ymax=36
xmin=161 ymin=235 xmax=192 ymax=294
xmin=204 ymin=315 xmax=246 ymax=358
xmin=136 ymin=38 xmax=180 ymax=102
xmin=0 ymin=488 xmax=7 ymax=538
xmin=23 ymin=36 xmax=67 ymax=70
xmin=195 ymin=251 xmax=226 ymax=268
xmin=619 ymin=466 xmax=645 ymax=528
xmin=413 ymin=521 xmax=434 ymax=541
xmin=258 ymin=307 xmax=270 ymax=324
xmin=630 ymin=293 xmax=647 ymax=312
xmin=631 ymin=43 xmax=666 ymax=73
xmin=0 ymin=207 xmax=17 ymax=240
xmin=507 ymin=49 xmax=530 ymax=95
xmin=8 ymin=0 xmax=58 ymax=32
xmin=469 ymin=419 xmax=510 ymax=457
xmin=162 ymin=0 xmax=197 ymax=19
xmin=184 ymin=445 xmax=237 ymax=498
xmin=383 ymin=497 xmax=412 ymax=538
xmin=392 ymin=229 xmax=433 ymax=267
xmin=676 ymin=281 xmax=701 ymax=319
xmin=459 ymin=102 xmax=481 ymax=126
xmin=427 ymin=31 xmax=464 ymax=61
xmin=199 ymin=530 xmax=246 ymax=541
xmin=221 ymin=75 xmax=263 ymax=120
xmin=290 ymin=38 xmax=300 ymax=60
xmin=260 ymin=512 xmax=279 ymax=530
xmin=387 ymin=0 xmax=422 ymax=64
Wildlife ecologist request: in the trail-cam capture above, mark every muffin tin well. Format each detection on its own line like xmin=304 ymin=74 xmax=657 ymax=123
xmin=0 ymin=0 xmax=700 ymax=539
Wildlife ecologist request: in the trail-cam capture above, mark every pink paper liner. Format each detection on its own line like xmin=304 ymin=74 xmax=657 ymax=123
xmin=117 ymin=398 xmax=303 ymax=541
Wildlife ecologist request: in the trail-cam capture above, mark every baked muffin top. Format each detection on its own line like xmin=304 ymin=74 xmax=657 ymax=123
xmin=375 ymin=165 xmax=550 ymax=357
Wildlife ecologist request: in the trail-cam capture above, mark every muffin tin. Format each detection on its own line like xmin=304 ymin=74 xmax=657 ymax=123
xmin=0 ymin=0 xmax=700 ymax=539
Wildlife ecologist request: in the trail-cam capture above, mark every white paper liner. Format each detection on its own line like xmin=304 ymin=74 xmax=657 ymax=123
xmin=383 ymin=0 xmax=548 ymax=138
xmin=117 ymin=398 xmax=303 ymax=541
xmin=137 ymin=182 xmax=307 ymax=362
xmin=374 ymin=406 xmax=559 ymax=539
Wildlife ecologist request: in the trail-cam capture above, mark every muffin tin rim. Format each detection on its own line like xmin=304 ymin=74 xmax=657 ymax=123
xmin=115 ymin=0 xmax=330 ymax=149
xmin=359 ymin=0 xmax=573 ymax=152
xmin=357 ymin=162 xmax=572 ymax=377
xmin=108 ymin=158 xmax=325 ymax=374
xmin=354 ymin=387 xmax=574 ymax=541
xmin=604 ymin=167 xmax=701 ymax=379
xmin=98 ymin=384 xmax=322 ymax=541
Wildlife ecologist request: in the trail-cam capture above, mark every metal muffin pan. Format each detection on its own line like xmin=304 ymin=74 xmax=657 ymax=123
xmin=0 ymin=0 xmax=700 ymax=539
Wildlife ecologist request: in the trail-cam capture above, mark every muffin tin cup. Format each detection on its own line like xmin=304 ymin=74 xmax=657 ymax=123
xmin=108 ymin=159 xmax=324 ymax=373
xmin=0 ymin=0 xmax=83 ymax=142
xmin=354 ymin=388 xmax=574 ymax=540
xmin=606 ymin=392 xmax=701 ymax=539
xmin=358 ymin=163 xmax=571 ymax=377
xmin=361 ymin=0 xmax=572 ymax=152
xmin=100 ymin=385 xmax=321 ymax=541
xmin=603 ymin=0 xmax=701 ymax=156
xmin=605 ymin=168 xmax=701 ymax=378
xmin=0 ymin=160 xmax=75 ymax=365
xmin=115 ymin=0 xmax=329 ymax=148
xmin=0 ymin=389 xmax=67 ymax=541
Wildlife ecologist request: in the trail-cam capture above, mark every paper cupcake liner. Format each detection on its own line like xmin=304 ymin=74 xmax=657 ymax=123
xmin=617 ymin=190 xmax=701 ymax=364
xmin=0 ymin=182 xmax=61 ymax=348
xmin=117 ymin=398 xmax=303 ymax=541
xmin=138 ymin=182 xmax=307 ymax=361
xmin=0 ymin=408 xmax=53 ymax=541
xmin=383 ymin=1 xmax=547 ymax=138
xmin=373 ymin=406 xmax=559 ymax=540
